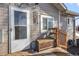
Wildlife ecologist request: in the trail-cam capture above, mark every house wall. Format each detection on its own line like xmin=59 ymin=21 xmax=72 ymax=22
xmin=0 ymin=4 xmax=9 ymax=55
xmin=30 ymin=3 xmax=59 ymax=40
xmin=60 ymin=15 xmax=67 ymax=33
xmin=67 ymin=17 xmax=74 ymax=40
xmin=38 ymin=3 xmax=59 ymax=28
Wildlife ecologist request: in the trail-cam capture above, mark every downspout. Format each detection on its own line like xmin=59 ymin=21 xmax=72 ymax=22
xmin=73 ymin=17 xmax=76 ymax=46
xmin=8 ymin=3 xmax=11 ymax=54
xmin=58 ymin=11 xmax=60 ymax=29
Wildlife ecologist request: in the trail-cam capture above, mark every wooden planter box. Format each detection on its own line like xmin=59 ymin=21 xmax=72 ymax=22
xmin=36 ymin=39 xmax=54 ymax=52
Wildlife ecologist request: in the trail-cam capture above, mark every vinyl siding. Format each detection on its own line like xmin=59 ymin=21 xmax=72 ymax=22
xmin=0 ymin=4 xmax=8 ymax=55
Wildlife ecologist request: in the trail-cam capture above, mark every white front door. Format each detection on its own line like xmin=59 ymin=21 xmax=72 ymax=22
xmin=10 ymin=7 xmax=30 ymax=53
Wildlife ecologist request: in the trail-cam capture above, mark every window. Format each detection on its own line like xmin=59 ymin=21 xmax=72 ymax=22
xmin=0 ymin=30 xmax=3 ymax=44
xmin=14 ymin=11 xmax=27 ymax=25
xmin=43 ymin=18 xmax=47 ymax=30
xmin=15 ymin=26 xmax=27 ymax=39
xmin=48 ymin=18 xmax=53 ymax=29
xmin=41 ymin=15 xmax=54 ymax=32
xmin=13 ymin=8 xmax=28 ymax=40
xmin=68 ymin=18 xmax=70 ymax=24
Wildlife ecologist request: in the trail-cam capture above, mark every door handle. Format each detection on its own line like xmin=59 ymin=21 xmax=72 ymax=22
xmin=9 ymin=28 xmax=12 ymax=32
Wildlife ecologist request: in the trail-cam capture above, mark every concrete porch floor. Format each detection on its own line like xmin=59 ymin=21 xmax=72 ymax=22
xmin=5 ymin=47 xmax=72 ymax=56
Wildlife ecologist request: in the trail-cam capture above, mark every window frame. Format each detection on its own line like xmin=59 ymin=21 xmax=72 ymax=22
xmin=41 ymin=15 xmax=54 ymax=33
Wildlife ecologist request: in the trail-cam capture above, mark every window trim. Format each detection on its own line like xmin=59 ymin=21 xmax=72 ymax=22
xmin=41 ymin=15 xmax=54 ymax=33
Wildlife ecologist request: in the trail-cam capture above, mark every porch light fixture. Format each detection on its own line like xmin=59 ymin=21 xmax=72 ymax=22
xmin=33 ymin=11 xmax=38 ymax=24
xmin=32 ymin=3 xmax=39 ymax=24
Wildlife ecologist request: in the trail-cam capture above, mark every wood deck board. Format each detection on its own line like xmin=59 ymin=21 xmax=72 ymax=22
xmin=6 ymin=47 xmax=70 ymax=56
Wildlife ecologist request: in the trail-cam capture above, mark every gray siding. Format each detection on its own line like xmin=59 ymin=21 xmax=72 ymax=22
xmin=0 ymin=4 xmax=8 ymax=55
xmin=30 ymin=3 xmax=59 ymax=41
xmin=60 ymin=15 xmax=67 ymax=32
xmin=39 ymin=3 xmax=59 ymax=28
xmin=67 ymin=17 xmax=74 ymax=40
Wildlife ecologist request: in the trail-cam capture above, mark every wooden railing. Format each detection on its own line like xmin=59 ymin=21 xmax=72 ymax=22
xmin=34 ymin=28 xmax=67 ymax=52
xmin=57 ymin=29 xmax=67 ymax=48
xmin=49 ymin=28 xmax=58 ymax=47
xmin=50 ymin=28 xmax=67 ymax=48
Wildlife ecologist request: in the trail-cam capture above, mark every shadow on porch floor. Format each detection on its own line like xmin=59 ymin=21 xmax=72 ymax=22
xmin=67 ymin=46 xmax=79 ymax=56
xmin=6 ymin=47 xmax=71 ymax=56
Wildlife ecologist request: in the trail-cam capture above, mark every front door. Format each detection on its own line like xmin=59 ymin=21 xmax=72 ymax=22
xmin=10 ymin=7 xmax=30 ymax=53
